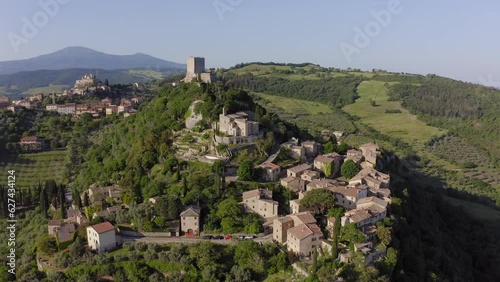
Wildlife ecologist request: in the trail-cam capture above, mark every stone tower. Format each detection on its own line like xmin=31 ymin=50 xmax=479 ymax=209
xmin=184 ymin=57 xmax=205 ymax=82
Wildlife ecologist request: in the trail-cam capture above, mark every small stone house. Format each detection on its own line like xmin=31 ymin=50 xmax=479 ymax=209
xmin=181 ymin=205 xmax=201 ymax=236
xmin=241 ymin=189 xmax=278 ymax=218
xmin=260 ymin=163 xmax=281 ymax=182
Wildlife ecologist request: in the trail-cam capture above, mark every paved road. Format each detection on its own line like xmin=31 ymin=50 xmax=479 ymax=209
xmin=119 ymin=233 xmax=273 ymax=245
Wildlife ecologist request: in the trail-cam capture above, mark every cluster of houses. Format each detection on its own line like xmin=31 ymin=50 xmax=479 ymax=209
xmin=46 ymin=97 xmax=140 ymax=118
xmin=47 ymin=206 xmax=89 ymax=247
xmin=0 ymin=94 xmax=42 ymax=112
xmin=0 ymin=73 xmax=143 ymax=117
xmin=258 ymin=140 xmax=392 ymax=263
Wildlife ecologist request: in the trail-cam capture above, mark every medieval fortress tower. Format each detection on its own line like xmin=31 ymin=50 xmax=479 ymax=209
xmin=183 ymin=57 xmax=216 ymax=83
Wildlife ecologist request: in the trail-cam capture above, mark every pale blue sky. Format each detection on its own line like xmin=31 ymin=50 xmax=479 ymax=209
xmin=1 ymin=0 xmax=499 ymax=85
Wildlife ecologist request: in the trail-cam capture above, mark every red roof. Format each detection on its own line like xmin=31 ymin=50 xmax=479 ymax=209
xmin=48 ymin=219 xmax=62 ymax=226
xmin=261 ymin=162 xmax=280 ymax=170
xmin=89 ymin=221 xmax=115 ymax=234
xmin=20 ymin=136 xmax=42 ymax=142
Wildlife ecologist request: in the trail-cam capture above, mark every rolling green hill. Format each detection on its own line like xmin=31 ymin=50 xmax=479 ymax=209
xmin=224 ymin=63 xmax=500 ymax=208
xmin=0 ymin=68 xmax=184 ymax=97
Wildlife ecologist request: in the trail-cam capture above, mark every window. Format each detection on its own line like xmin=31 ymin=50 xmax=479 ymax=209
xmin=312 ymin=238 xmax=316 ymax=242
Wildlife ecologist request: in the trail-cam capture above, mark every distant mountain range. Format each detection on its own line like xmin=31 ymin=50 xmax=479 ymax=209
xmin=0 ymin=46 xmax=185 ymax=75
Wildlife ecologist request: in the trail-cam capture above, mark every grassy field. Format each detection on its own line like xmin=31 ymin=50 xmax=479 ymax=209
xmin=343 ymin=80 xmax=446 ymax=148
xmin=0 ymin=150 xmax=68 ymax=188
xmin=443 ymin=195 xmax=500 ymax=222
xmin=22 ymin=84 xmax=70 ymax=94
xmin=252 ymin=92 xmax=357 ymax=134
xmin=127 ymin=69 xmax=165 ymax=80
xmin=254 ymin=92 xmax=333 ymax=115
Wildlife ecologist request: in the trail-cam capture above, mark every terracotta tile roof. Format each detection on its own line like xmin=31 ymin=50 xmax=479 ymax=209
xmin=48 ymin=220 xmax=62 ymax=226
xmin=275 ymin=216 xmax=294 ymax=224
xmin=20 ymin=136 xmax=42 ymax=142
xmin=242 ymin=189 xmax=262 ymax=199
xmin=328 ymin=185 xmax=366 ymax=198
xmin=356 ymin=196 xmax=388 ymax=209
xmin=89 ymin=221 xmax=115 ymax=234
xmin=314 ymin=153 xmax=340 ymax=164
xmin=57 ymin=223 xmax=76 ymax=243
xmin=287 ymin=164 xmax=312 ymax=174
xmin=288 ymin=223 xmax=313 ymax=240
xmin=57 ymin=230 xmax=74 ymax=243
xmin=349 ymin=167 xmax=390 ymax=184
xmin=346 ymin=209 xmax=372 ymax=223
xmin=306 ymin=179 xmax=339 ymax=190
xmin=288 ymin=223 xmax=322 ymax=240
xmin=281 ymin=176 xmax=296 ymax=183
xmin=291 ymin=212 xmax=317 ymax=224
xmin=260 ymin=162 xmax=280 ymax=170
xmin=359 ymin=143 xmax=380 ymax=150
xmin=66 ymin=208 xmax=81 ymax=218
xmin=180 ymin=205 xmax=201 ymax=217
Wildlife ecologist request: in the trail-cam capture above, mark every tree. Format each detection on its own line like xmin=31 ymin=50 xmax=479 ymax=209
xmin=341 ymin=160 xmax=360 ymax=179
xmin=237 ymin=160 xmax=254 ymax=181
xmin=216 ymin=197 xmax=243 ymax=233
xmin=69 ymin=237 xmax=85 ymax=260
xmin=36 ymin=234 xmax=57 ymax=255
xmin=104 ymin=78 xmax=109 ymax=86
xmin=301 ymin=189 xmax=335 ymax=214
xmin=324 ymin=141 xmax=336 ymax=154
xmin=376 ymin=221 xmax=392 ymax=246
xmin=336 ymin=142 xmax=349 ymax=154
xmin=154 ymin=195 xmax=181 ymax=221
xmin=340 ymin=223 xmax=365 ymax=243
xmin=227 ymin=265 xmax=252 ymax=282
xmin=73 ymin=189 xmax=82 ymax=208
xmin=83 ymin=192 xmax=90 ymax=207
xmin=212 ymin=160 xmax=225 ymax=196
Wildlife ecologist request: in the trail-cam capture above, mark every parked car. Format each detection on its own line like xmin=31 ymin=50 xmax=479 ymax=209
xmin=224 ymin=235 xmax=232 ymax=240
xmin=237 ymin=235 xmax=245 ymax=240
xmin=244 ymin=235 xmax=255 ymax=240
xmin=203 ymin=235 xmax=213 ymax=239
xmin=213 ymin=235 xmax=224 ymax=240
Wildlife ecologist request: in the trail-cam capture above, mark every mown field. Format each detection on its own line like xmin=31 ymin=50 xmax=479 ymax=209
xmin=21 ymin=84 xmax=70 ymax=94
xmin=229 ymin=64 xmax=390 ymax=81
xmin=0 ymin=150 xmax=67 ymax=188
xmin=343 ymin=80 xmax=446 ymax=149
xmin=252 ymin=91 xmax=357 ymax=134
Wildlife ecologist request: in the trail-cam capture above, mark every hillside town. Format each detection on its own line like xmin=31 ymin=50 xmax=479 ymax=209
xmin=0 ymin=73 xmax=140 ymax=117
xmin=6 ymin=56 xmax=396 ymax=280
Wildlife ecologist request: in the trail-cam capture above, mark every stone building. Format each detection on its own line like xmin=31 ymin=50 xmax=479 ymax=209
xmin=181 ymin=205 xmax=201 ymax=236
xmin=87 ymin=222 xmax=117 ymax=254
xmin=241 ymin=189 xmax=278 ymax=218
xmin=183 ymin=57 xmax=216 ymax=83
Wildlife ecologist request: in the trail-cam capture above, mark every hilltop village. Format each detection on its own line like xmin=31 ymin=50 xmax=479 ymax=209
xmin=1 ymin=57 xmax=398 ymax=281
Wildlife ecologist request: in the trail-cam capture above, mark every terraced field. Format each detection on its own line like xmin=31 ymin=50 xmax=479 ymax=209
xmin=0 ymin=150 xmax=67 ymax=188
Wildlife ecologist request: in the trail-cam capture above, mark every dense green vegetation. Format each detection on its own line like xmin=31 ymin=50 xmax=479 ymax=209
xmin=223 ymin=72 xmax=364 ymax=107
xmin=385 ymin=76 xmax=500 ymax=163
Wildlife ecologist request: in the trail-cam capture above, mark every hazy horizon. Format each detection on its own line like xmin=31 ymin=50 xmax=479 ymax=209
xmin=1 ymin=0 xmax=499 ymax=86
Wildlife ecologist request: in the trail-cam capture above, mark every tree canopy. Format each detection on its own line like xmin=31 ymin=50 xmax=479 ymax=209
xmin=301 ymin=189 xmax=336 ymax=214
xmin=341 ymin=160 xmax=360 ymax=179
